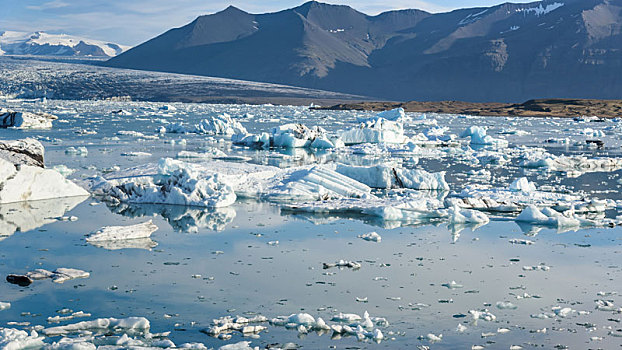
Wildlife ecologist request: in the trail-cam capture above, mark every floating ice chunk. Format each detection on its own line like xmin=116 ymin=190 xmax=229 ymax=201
xmin=442 ymin=281 xmax=463 ymax=289
xmin=496 ymin=301 xmax=518 ymax=310
xmin=193 ymin=114 xmax=247 ymax=135
xmin=449 ymin=182 xmax=584 ymax=213
xmin=522 ymin=265 xmax=550 ymax=271
xmin=509 ymin=238 xmax=534 ymax=245
xmin=335 ymin=164 xmax=449 ymax=190
xmin=595 ymin=300 xmax=622 ymax=312
xmin=331 ymin=313 xmax=361 ymax=323
xmin=469 ymin=310 xmax=496 ymax=321
xmin=177 ymin=149 xmax=227 ymax=159
xmin=426 ymin=333 xmax=443 ymax=342
xmin=520 ymin=154 xmax=622 ymax=175
xmin=0 ymin=108 xmax=57 ymax=129
xmin=448 ymin=206 xmax=489 ymax=224
xmin=374 ymin=108 xmax=406 ymax=122
xmin=47 ymin=311 xmax=91 ymax=323
xmin=18 ymin=268 xmax=89 ymax=284
xmin=456 ymin=323 xmax=467 ymax=332
xmin=340 ymin=117 xmax=407 ymax=144
xmin=0 ymin=158 xmax=88 ymax=204
xmin=44 ymin=317 xmax=150 ymax=336
xmin=323 ymin=260 xmax=361 ymax=270
xmin=460 ymin=126 xmax=508 ymax=147
xmin=509 ymin=178 xmax=536 ymax=192
xmin=120 ymin=151 xmax=151 ymax=157
xmin=516 ymin=205 xmax=592 ymax=228
xmin=552 ymin=306 xmax=574 ymax=318
xmin=218 ymin=341 xmax=257 ymax=350
xmin=0 ymin=302 xmax=10 ymax=310
xmin=265 ymin=166 xmax=371 ymax=202
xmin=65 ymin=147 xmax=88 ymax=156
xmin=90 ymin=158 xmax=237 ymax=208
xmin=86 ymin=221 xmax=158 ymax=243
xmin=286 ymin=313 xmax=315 ymax=326
xmin=358 ymin=231 xmax=381 ymax=242
xmin=0 ymin=138 xmax=45 ymax=168
xmin=0 ymin=328 xmax=44 ymax=349
xmin=233 ymin=123 xmax=328 ymax=148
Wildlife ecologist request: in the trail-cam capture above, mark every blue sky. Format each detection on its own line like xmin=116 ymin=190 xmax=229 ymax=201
xmin=1 ymin=0 xmax=541 ymax=46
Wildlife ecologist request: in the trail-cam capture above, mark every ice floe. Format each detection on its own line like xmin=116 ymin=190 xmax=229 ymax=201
xmin=86 ymin=220 xmax=158 ymax=243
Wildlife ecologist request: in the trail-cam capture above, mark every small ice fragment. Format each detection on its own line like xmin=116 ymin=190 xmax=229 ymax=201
xmin=426 ymin=333 xmax=442 ymax=342
xmin=442 ymin=281 xmax=463 ymax=289
xmin=469 ymin=310 xmax=496 ymax=321
xmin=509 ymin=239 xmax=534 ymax=245
xmin=0 ymin=302 xmax=10 ymax=310
xmin=358 ymin=231 xmax=381 ymax=242
xmin=456 ymin=324 xmax=467 ymax=333
xmin=496 ymin=301 xmax=518 ymax=310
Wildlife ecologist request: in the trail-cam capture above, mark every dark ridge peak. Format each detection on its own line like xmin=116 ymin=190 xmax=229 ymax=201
xmin=294 ymin=1 xmax=358 ymax=16
xmin=374 ymin=8 xmax=431 ymax=17
xmin=213 ymin=5 xmax=249 ymax=15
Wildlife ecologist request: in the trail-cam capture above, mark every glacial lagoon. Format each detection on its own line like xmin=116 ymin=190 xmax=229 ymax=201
xmin=1 ymin=98 xmax=621 ymax=349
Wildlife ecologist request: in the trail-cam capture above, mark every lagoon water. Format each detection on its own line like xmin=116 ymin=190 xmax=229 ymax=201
xmin=1 ymin=98 xmax=621 ymax=349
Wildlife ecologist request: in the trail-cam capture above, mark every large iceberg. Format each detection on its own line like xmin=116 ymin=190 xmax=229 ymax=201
xmin=0 ymin=157 xmax=88 ymax=203
xmin=0 ymin=108 xmax=57 ymax=129
xmin=340 ymin=116 xmax=407 ymax=145
xmin=335 ymin=164 xmax=449 ymax=190
xmin=233 ymin=123 xmax=342 ymax=149
xmin=90 ymin=158 xmax=237 ymax=208
xmin=0 ymin=138 xmax=45 ymax=168
xmin=165 ymin=113 xmax=247 ymax=135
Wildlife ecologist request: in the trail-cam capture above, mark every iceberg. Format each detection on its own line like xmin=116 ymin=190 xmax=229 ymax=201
xmin=86 ymin=220 xmax=158 ymax=242
xmin=0 ymin=138 xmax=45 ymax=167
xmin=233 ymin=123 xmax=339 ymax=149
xmin=461 ymin=126 xmax=508 ymax=147
xmin=340 ymin=116 xmax=407 ymax=145
xmin=44 ymin=317 xmax=150 ymax=336
xmin=90 ymin=158 xmax=237 ymax=208
xmin=0 ymin=157 xmax=88 ymax=204
xmin=166 ymin=113 xmax=247 ymax=135
xmin=0 ymin=328 xmax=45 ymax=350
xmin=0 ymin=108 xmax=57 ymax=129
xmin=335 ymin=164 xmax=449 ymax=190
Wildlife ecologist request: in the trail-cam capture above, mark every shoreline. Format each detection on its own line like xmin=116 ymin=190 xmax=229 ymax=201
xmin=314 ymin=98 xmax=622 ymax=119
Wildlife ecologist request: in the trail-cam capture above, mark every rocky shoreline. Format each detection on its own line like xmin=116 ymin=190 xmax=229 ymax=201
xmin=315 ymin=99 xmax=622 ymax=119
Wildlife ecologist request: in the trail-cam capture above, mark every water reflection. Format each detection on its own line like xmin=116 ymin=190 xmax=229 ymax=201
xmin=0 ymin=196 xmax=88 ymax=240
xmin=105 ymin=203 xmax=236 ymax=233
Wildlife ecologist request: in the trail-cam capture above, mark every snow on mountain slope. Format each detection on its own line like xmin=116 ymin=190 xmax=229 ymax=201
xmin=0 ymin=31 xmax=130 ymax=57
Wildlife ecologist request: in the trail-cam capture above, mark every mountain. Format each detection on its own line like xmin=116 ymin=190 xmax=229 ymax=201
xmin=105 ymin=0 xmax=622 ymax=102
xmin=0 ymin=31 xmax=130 ymax=57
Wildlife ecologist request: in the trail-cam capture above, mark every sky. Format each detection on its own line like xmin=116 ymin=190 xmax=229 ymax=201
xmin=0 ymin=0 xmax=541 ymax=46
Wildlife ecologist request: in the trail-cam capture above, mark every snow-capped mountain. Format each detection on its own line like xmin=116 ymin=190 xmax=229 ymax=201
xmin=0 ymin=31 xmax=130 ymax=57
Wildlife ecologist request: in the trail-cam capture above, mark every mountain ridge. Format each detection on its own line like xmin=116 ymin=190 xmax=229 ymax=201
xmin=105 ymin=0 xmax=622 ymax=102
